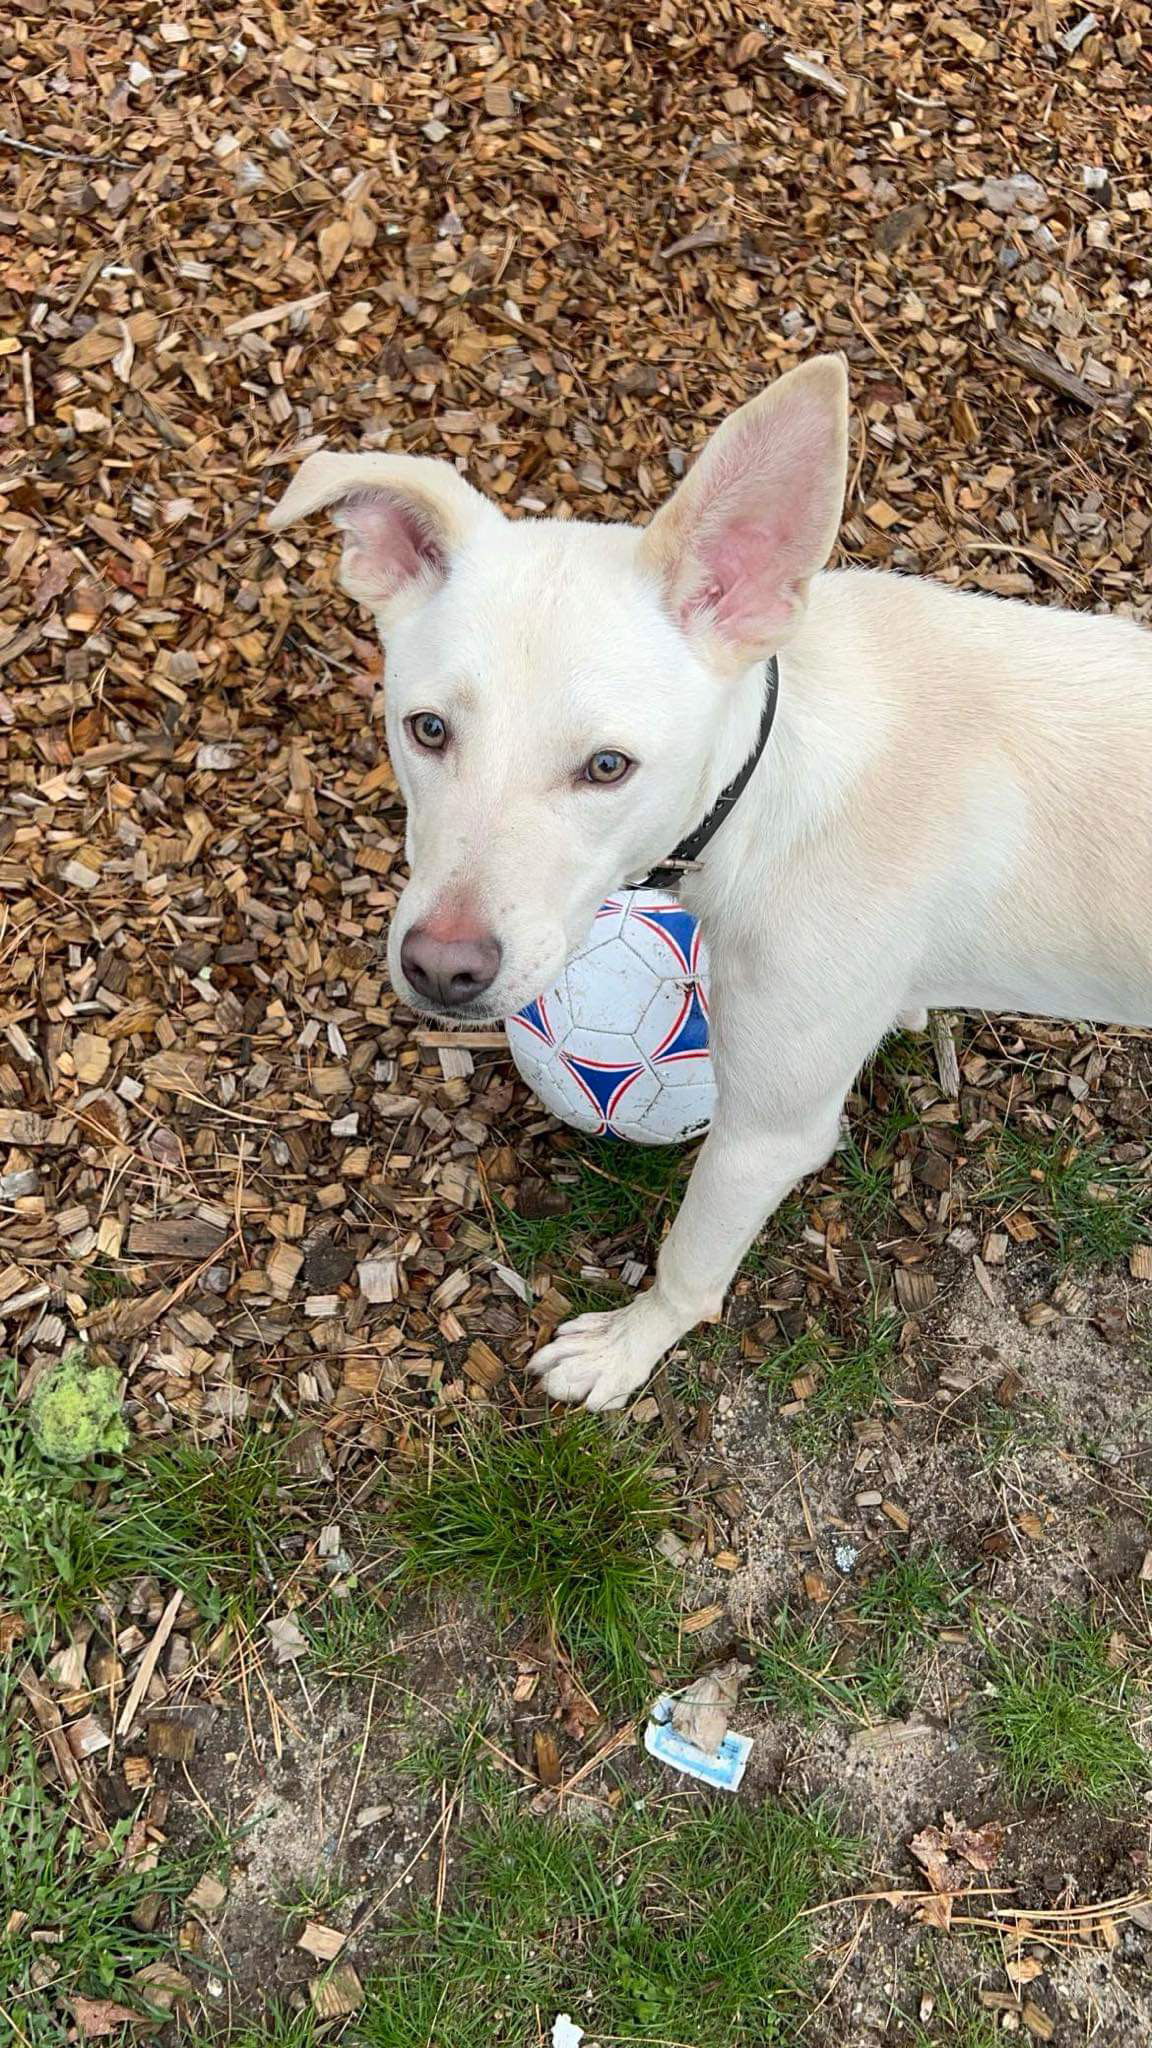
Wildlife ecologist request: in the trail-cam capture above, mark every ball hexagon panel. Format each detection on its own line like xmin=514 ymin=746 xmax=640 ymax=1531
xmin=562 ymin=942 xmax=658 ymax=1035
xmin=506 ymin=888 xmax=714 ymax=1145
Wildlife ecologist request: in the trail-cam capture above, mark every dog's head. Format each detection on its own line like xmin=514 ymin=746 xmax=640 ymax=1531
xmin=268 ymin=355 xmax=847 ymax=1020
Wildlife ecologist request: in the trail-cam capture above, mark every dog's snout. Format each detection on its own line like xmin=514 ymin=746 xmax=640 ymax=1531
xmin=400 ymin=926 xmax=503 ymax=1011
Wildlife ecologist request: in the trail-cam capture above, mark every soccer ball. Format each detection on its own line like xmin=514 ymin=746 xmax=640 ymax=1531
xmin=505 ymin=889 xmax=715 ymax=1145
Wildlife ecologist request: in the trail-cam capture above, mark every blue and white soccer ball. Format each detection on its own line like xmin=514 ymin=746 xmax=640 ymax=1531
xmin=505 ymin=889 xmax=715 ymax=1145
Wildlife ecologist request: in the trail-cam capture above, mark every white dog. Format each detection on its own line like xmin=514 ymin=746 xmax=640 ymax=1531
xmin=270 ymin=357 xmax=1152 ymax=1412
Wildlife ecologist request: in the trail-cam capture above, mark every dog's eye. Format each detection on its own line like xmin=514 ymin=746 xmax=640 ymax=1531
xmin=409 ymin=713 xmax=448 ymax=752
xmin=583 ymin=749 xmax=632 ymax=786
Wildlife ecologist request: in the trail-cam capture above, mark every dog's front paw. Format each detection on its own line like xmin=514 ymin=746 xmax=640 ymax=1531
xmin=529 ymin=1296 xmax=677 ymax=1412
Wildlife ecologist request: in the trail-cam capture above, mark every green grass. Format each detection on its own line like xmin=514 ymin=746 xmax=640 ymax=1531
xmin=671 ymin=1316 xmax=744 ymax=1404
xmin=182 ymin=2016 xmax=318 ymax=2048
xmin=758 ymin=1297 xmax=901 ymax=1448
xmin=90 ymin=1435 xmax=291 ymax=1624
xmin=742 ymin=1194 xmax=806 ymax=1276
xmin=305 ymin=1584 xmax=397 ymax=1678
xmin=0 ymin=1375 xmax=283 ymax=2044
xmin=972 ymin=1391 xmax=1061 ymax=1472
xmin=363 ymin=1784 xmax=855 ymax=2048
xmin=1 ymin=1687 xmax=207 ymax=2045
xmin=754 ymin=1606 xmax=859 ymax=1723
xmin=836 ymin=1104 xmax=920 ymax=1236
xmin=756 ymin=1549 xmax=966 ymax=1725
xmin=0 ymin=1360 xmax=293 ymax=1640
xmin=496 ymin=1138 xmax=690 ymax=1277
xmin=867 ymin=1026 xmax=935 ymax=1085
xmin=393 ymin=1691 xmax=490 ymax=1798
xmin=979 ymin=1613 xmax=1149 ymax=1804
xmin=84 ymin=1256 xmax=132 ymax=1306
xmin=979 ymin=1127 xmax=1150 ymax=1270
xmin=548 ymin=1271 xmax=632 ymax=1317
xmin=386 ymin=1414 xmax=677 ymax=1707
xmin=0 ymin=1405 xmax=111 ymax=1652
xmin=275 ymin=1867 xmax=355 ymax=1930
xmin=852 ymin=1549 xmax=961 ymax=1635
xmin=909 ymin=1984 xmax=1004 ymax=2048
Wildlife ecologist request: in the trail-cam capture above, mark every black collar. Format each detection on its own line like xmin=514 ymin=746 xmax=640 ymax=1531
xmin=639 ymin=655 xmax=780 ymax=891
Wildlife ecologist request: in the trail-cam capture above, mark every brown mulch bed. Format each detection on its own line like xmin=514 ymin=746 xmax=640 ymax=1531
xmin=3 ymin=0 xmax=1149 ymax=1450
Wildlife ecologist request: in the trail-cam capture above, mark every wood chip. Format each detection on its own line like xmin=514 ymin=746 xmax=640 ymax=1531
xmin=222 ymin=292 xmax=329 ymax=338
xmin=996 ymin=334 xmax=1103 ymax=409
xmin=929 ymin=1012 xmax=961 ymax=1097
xmin=17 ymin=1663 xmax=108 ymax=1843
xmin=126 ymin=1219 xmax=227 ymax=1260
xmin=65 ymin=1712 xmax=111 ymax=1760
xmin=357 ymin=1257 xmax=400 ymax=1304
xmin=118 ymin=1590 xmax=184 ymax=1738
xmin=1021 ymin=2002 xmax=1056 ymax=2042
xmin=70 ymin=1032 xmax=111 ymax=1085
xmin=298 ymin=1921 xmax=347 ymax=1962
xmin=465 ymin=1338 xmax=506 ymax=1388
xmin=309 ymin=1965 xmax=364 ymax=2019
xmin=533 ymin=1729 xmax=562 ymax=1787
xmin=185 ymin=1874 xmax=228 ymax=1918
xmin=895 ymin=1268 xmax=938 ymax=1313
xmin=266 ymin=1243 xmax=304 ymax=1300
xmin=681 ymin=1602 xmax=726 ymax=1634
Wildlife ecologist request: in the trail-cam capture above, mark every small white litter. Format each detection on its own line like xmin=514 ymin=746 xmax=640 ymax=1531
xmin=552 ymin=2017 xmax=584 ymax=2048
xmin=645 ymin=1692 xmax=753 ymax=1792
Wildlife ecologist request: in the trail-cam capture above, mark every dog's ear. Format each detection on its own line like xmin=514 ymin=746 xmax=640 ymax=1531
xmin=638 ymin=354 xmax=848 ymax=666
xmin=267 ymin=453 xmax=496 ymax=619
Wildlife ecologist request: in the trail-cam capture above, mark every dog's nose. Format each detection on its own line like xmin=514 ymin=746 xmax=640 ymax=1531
xmin=400 ymin=926 xmax=503 ymax=1010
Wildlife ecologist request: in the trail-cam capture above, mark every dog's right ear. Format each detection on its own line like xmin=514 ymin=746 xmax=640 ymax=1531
xmin=266 ymin=452 xmax=496 ymax=621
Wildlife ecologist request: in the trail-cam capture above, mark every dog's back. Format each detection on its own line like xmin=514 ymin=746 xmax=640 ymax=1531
xmin=790 ymin=569 xmax=1152 ymax=1026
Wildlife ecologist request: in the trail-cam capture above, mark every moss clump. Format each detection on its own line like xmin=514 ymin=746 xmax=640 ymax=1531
xmin=29 ymin=1349 xmax=129 ymax=1463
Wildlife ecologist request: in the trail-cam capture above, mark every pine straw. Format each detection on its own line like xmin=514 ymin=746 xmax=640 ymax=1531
xmin=800 ymin=1883 xmax=1152 ymax=1994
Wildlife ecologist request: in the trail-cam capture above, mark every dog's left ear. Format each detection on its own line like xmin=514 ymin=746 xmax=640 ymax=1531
xmin=638 ymin=354 xmax=848 ymax=668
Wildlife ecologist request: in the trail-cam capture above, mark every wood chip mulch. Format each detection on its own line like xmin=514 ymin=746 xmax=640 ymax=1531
xmin=2 ymin=2 xmax=1150 ymax=1454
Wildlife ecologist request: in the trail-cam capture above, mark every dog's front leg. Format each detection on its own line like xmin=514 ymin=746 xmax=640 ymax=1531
xmin=529 ymin=1097 xmax=843 ymax=1412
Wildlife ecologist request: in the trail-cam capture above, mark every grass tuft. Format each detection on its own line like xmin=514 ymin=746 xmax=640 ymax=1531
xmin=1 ymin=1691 xmax=207 ymax=2046
xmin=305 ymin=1584 xmax=397 ymax=1678
xmin=364 ymin=1788 xmax=855 ymax=2048
xmin=979 ymin=1613 xmax=1149 ymax=1804
xmin=758 ymin=1297 xmax=901 ymax=1447
xmin=84 ymin=1256 xmax=132 ymax=1307
xmin=183 ymin=2015 xmax=318 ymax=2048
xmin=742 ymin=1194 xmax=806 ymax=1276
xmin=836 ymin=1103 xmax=919 ymax=1236
xmin=756 ymin=1549 xmax=966 ymax=1725
xmin=0 ymin=1359 xmax=292 ymax=1638
xmin=980 ymin=1127 xmax=1150 ymax=1270
xmin=910 ymin=1986 xmax=1005 ymax=2048
xmin=89 ymin=1435 xmax=291 ymax=1624
xmin=973 ymin=1391 xmax=1060 ymax=1473
xmin=393 ymin=1691 xmax=491 ymax=1797
xmin=496 ymin=1138 xmax=690 ymax=1277
xmin=387 ymin=1414 xmax=677 ymax=1705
